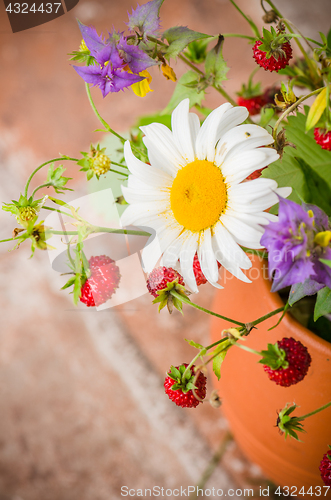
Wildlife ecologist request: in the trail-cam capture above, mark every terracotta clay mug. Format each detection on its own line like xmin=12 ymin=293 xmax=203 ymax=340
xmin=210 ymin=255 xmax=331 ymax=489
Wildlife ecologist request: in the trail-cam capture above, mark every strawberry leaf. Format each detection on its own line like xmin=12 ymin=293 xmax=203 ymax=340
xmin=314 ymin=287 xmax=331 ymax=321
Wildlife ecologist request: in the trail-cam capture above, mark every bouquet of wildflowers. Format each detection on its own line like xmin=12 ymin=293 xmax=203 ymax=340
xmin=2 ymin=0 xmax=331 ymax=486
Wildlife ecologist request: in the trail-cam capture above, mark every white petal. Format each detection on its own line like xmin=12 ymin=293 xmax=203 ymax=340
xmin=215 ymin=124 xmax=275 ymax=164
xmin=212 ymin=222 xmax=252 ymax=269
xmin=124 ymin=141 xmax=173 ymax=187
xmin=222 ymin=149 xmax=279 ymax=185
xmin=141 ymin=123 xmax=184 ymax=176
xmin=220 ymin=213 xmax=264 ymax=248
xmin=212 ymin=224 xmax=252 ymax=283
xmin=120 ymin=201 xmax=169 ymax=227
xmin=198 ymin=229 xmax=220 ymax=285
xmin=276 ymin=186 xmax=292 ymax=198
xmin=171 ymin=98 xmax=197 ymax=163
xmin=122 ymin=185 xmax=170 ymax=204
xmin=225 ymin=209 xmax=274 ymax=230
xmin=195 ymin=103 xmax=233 ymax=162
xmin=178 ymin=232 xmax=199 ymax=293
xmin=142 ymin=223 xmax=182 ymax=272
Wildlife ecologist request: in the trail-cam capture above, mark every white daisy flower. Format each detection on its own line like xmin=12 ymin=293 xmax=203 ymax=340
xmin=121 ymin=98 xmax=291 ymax=292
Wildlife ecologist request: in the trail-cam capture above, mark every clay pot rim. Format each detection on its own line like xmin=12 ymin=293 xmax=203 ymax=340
xmin=255 ymin=254 xmax=331 ymax=354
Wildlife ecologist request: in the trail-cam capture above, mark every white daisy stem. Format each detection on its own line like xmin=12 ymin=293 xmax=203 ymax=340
xmin=273 ymin=87 xmax=328 ymax=144
xmin=296 ymin=401 xmax=331 ymax=421
xmin=170 ymin=290 xmax=245 ymax=327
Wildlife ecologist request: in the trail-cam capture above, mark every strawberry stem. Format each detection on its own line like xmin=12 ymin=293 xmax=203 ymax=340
xmin=273 ymin=86 xmax=329 ymax=145
xmin=296 ymin=400 xmax=331 ymax=421
xmin=170 ymin=290 xmax=245 ymax=326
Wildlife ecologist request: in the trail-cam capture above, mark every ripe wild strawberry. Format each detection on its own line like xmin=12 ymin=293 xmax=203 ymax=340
xmin=262 ymin=337 xmax=311 ymax=387
xmin=320 ymin=446 xmax=331 ymax=486
xmin=246 ymin=167 xmax=267 ymax=181
xmin=314 ymin=128 xmax=331 ymax=151
xmin=253 ymin=39 xmax=292 ymax=72
xmin=80 ymin=255 xmax=121 ymax=307
xmin=147 ymin=267 xmax=185 ymax=297
xmin=237 ymin=95 xmax=265 ymax=116
xmin=164 ymin=364 xmax=207 ymax=408
xmin=193 ymin=253 xmax=222 ymax=286
xmin=252 ymin=27 xmax=293 ymax=72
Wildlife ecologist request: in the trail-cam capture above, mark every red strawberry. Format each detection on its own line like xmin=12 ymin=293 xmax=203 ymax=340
xmin=314 ymin=128 xmax=331 ymax=151
xmin=80 ymin=255 xmax=121 ymax=307
xmin=193 ymin=253 xmax=222 ymax=286
xmin=319 ymin=446 xmax=331 ymax=486
xmin=237 ymin=95 xmax=265 ymax=116
xmin=147 ymin=266 xmax=184 ymax=298
xmin=253 ymin=39 xmax=292 ymax=72
xmin=263 ymin=337 xmax=311 ymax=387
xmin=246 ymin=167 xmax=267 ymax=181
xmin=164 ymin=364 xmax=207 ymax=408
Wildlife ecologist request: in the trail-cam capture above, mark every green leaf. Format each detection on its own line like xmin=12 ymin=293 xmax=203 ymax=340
xmin=47 ymin=164 xmax=73 ymax=193
xmin=305 ymin=87 xmax=328 ymax=132
xmin=327 ymin=28 xmax=331 ymax=51
xmin=184 ymin=38 xmax=212 ymax=64
xmin=73 ymin=274 xmax=82 ymax=305
xmin=258 ymin=107 xmax=275 ymax=128
xmin=212 ymin=349 xmax=227 ymax=381
xmin=289 ymin=279 xmax=323 ymax=306
xmin=61 ymin=276 xmax=76 ymax=290
xmin=162 ymin=70 xmax=205 ymax=114
xmin=185 ymin=339 xmax=204 ymax=349
xmin=136 ymin=113 xmax=172 ymax=129
xmin=212 ymin=340 xmax=231 ymax=381
xmin=314 ymin=287 xmax=331 ymax=321
xmin=320 ymin=258 xmax=331 ymax=269
xmin=262 ymin=111 xmax=331 ymax=209
xmin=205 ymin=36 xmax=229 ymax=88
xmin=294 ymin=157 xmax=331 ymax=216
xmin=162 ymin=26 xmax=211 ymax=60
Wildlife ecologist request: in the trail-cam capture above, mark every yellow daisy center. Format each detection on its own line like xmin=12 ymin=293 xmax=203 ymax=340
xmin=170 ymin=160 xmax=227 ymax=232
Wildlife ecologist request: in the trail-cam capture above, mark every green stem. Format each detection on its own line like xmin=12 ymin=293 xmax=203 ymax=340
xmin=264 ymin=0 xmax=319 ymax=80
xmin=228 ymin=0 xmax=260 ymax=38
xmin=85 ymin=83 xmax=126 ymax=143
xmin=178 ymin=54 xmax=238 ymax=107
xmin=50 ymin=227 xmax=151 ymax=237
xmin=24 ymin=157 xmax=78 ymax=198
xmin=297 ymin=401 xmax=331 ymax=421
xmin=42 ymin=206 xmax=75 ymax=218
xmin=273 ymin=86 xmax=328 ymax=142
xmin=0 ymin=237 xmax=15 ymax=243
xmin=205 ymin=337 xmax=233 ymax=351
xmin=250 ymin=306 xmax=285 ymax=327
xmin=170 ymin=290 xmax=245 ymax=326
xmin=67 ymin=242 xmax=75 ymax=268
xmin=110 ymin=168 xmax=128 ymax=177
xmin=85 ymin=83 xmax=147 ymax=160
xmin=222 ymin=33 xmax=256 ymax=41
xmin=31 ymin=183 xmax=51 ymax=198
xmin=111 ymin=161 xmax=128 ymax=170
xmin=232 ymin=343 xmax=261 ymax=356
xmin=183 ymin=351 xmax=205 ymax=379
